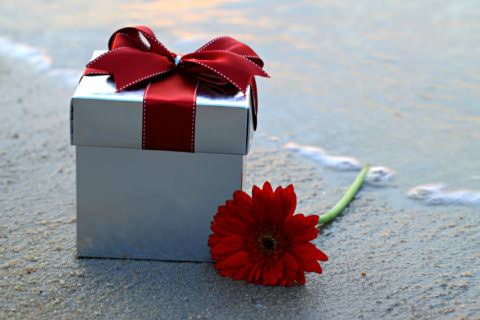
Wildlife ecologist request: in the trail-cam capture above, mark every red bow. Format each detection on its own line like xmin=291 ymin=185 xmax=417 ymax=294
xmin=85 ymin=26 xmax=269 ymax=93
xmin=84 ymin=26 xmax=268 ymax=153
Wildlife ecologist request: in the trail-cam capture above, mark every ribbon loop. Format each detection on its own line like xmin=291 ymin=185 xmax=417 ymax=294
xmin=108 ymin=26 xmax=174 ymax=58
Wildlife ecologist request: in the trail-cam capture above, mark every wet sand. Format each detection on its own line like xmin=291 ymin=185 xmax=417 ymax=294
xmin=1 ymin=55 xmax=478 ymax=319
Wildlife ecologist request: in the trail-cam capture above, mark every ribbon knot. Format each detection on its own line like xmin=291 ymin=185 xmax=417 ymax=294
xmin=174 ymin=55 xmax=182 ymax=66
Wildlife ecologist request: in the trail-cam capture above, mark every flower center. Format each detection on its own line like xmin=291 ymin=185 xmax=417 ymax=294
xmin=258 ymin=233 xmax=278 ymax=254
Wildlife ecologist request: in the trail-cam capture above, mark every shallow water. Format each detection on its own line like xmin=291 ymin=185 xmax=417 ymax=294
xmin=1 ymin=0 xmax=479 ymax=208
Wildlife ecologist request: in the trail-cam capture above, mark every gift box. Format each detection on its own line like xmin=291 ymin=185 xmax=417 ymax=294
xmin=70 ymin=26 xmax=268 ymax=262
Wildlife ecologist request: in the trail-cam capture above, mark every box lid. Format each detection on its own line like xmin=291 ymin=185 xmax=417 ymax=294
xmin=71 ymin=51 xmax=255 ymax=155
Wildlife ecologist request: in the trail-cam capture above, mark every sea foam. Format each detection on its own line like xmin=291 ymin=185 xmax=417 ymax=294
xmin=0 ymin=36 xmax=51 ymax=71
xmin=407 ymin=183 xmax=480 ymax=206
xmin=284 ymin=142 xmax=361 ymax=171
xmin=0 ymin=36 xmax=80 ymax=87
xmin=284 ymin=142 xmax=395 ymax=185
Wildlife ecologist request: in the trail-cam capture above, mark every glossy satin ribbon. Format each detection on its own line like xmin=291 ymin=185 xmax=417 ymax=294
xmin=84 ymin=26 xmax=268 ymax=152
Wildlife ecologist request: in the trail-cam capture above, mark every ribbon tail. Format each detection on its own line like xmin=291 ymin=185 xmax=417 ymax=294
xmin=250 ymin=77 xmax=259 ymax=131
xmin=83 ymin=67 xmax=110 ymax=76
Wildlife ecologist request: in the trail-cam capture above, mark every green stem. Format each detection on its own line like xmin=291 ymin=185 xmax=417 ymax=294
xmin=317 ymin=164 xmax=369 ymax=226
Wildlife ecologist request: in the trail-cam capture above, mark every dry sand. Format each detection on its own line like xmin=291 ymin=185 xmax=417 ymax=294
xmin=0 ymin=56 xmax=478 ymax=319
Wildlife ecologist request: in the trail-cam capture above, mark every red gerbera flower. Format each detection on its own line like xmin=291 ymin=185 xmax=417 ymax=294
xmin=208 ymin=181 xmax=328 ymax=286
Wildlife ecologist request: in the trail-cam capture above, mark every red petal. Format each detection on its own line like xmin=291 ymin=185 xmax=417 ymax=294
xmin=303 ymin=260 xmax=322 ymax=274
xmin=276 ymin=184 xmax=297 ymax=217
xmin=232 ymin=191 xmax=255 ymax=223
xmin=304 ymin=214 xmax=320 ymax=228
xmin=216 ymin=251 xmax=249 ymax=270
xmin=251 ymin=185 xmax=267 ymax=221
xmin=247 ymin=265 xmax=259 ymax=283
xmin=213 ymin=208 xmax=248 ymax=236
xmin=233 ymin=263 xmax=253 ymax=280
xmin=221 ymin=215 xmax=248 ymax=231
xmin=210 ymin=221 xmax=234 ymax=237
xmin=208 ymin=234 xmax=221 ymax=248
xmin=283 ymin=252 xmax=299 ymax=271
xmin=261 ymin=265 xmax=272 ymax=285
xmin=291 ymin=242 xmax=325 ymax=262
xmin=296 ymin=271 xmax=306 ymax=285
xmin=220 ymin=234 xmax=244 ymax=245
xmin=291 ymin=227 xmax=319 ymax=242
xmin=290 ymin=242 xmax=317 ymax=255
xmin=315 ymin=248 xmax=328 ymax=261
xmin=257 ymin=182 xmax=276 ymax=224
xmin=284 ymin=214 xmax=305 ymax=233
xmin=262 ymin=181 xmax=273 ymax=194
xmin=211 ymin=235 xmax=244 ymax=257
xmin=285 ymin=214 xmax=319 ymax=237
xmin=269 ymin=190 xmax=285 ymax=225
xmin=270 ymin=259 xmax=284 ymax=285
xmin=225 ymin=200 xmax=254 ymax=225
xmin=233 ymin=190 xmax=252 ymax=206
xmin=252 ymin=185 xmax=262 ymax=197
xmin=285 ymin=270 xmax=297 ymax=282
xmin=254 ymin=265 xmax=262 ymax=284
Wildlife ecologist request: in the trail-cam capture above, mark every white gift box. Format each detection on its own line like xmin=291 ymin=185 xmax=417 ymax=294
xmin=71 ymin=52 xmax=256 ymax=262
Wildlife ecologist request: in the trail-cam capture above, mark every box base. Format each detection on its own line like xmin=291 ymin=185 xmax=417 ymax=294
xmin=76 ymin=146 xmax=243 ymax=262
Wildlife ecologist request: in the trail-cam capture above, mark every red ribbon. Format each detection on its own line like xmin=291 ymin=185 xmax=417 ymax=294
xmin=84 ymin=26 xmax=268 ymax=152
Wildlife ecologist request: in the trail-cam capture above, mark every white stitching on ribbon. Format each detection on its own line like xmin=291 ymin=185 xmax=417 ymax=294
xmin=188 ymin=59 xmax=242 ymax=92
xmin=118 ymin=70 xmax=170 ymax=92
xmin=191 ymin=81 xmax=199 ymax=152
xmin=142 ymin=83 xmax=151 ymax=149
xmin=141 ymin=31 xmax=171 ymax=54
xmin=224 ymin=51 xmax=270 ymax=77
xmin=86 ymin=47 xmax=128 ymax=67
xmin=196 ymin=36 xmax=232 ymax=52
xmin=117 ymin=32 xmax=139 ymax=48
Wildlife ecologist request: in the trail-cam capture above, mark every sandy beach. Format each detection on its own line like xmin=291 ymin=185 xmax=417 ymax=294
xmin=1 ymin=0 xmax=479 ymax=318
